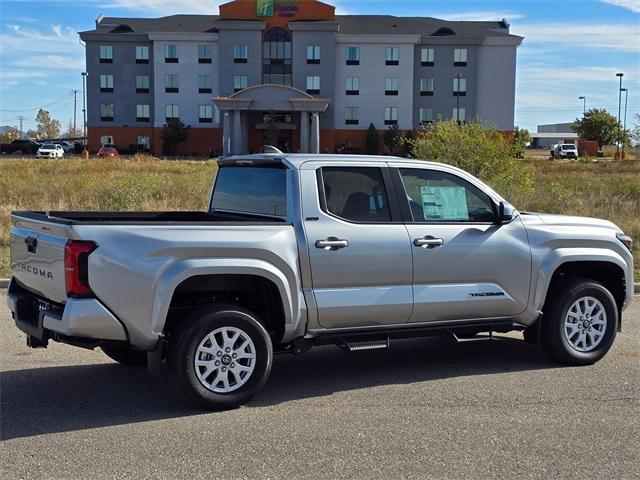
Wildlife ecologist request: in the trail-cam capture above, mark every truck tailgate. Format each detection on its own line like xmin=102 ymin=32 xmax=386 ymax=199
xmin=10 ymin=215 xmax=75 ymax=304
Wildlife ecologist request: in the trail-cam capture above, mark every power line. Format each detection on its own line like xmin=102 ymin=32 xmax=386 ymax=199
xmin=0 ymin=93 xmax=74 ymax=113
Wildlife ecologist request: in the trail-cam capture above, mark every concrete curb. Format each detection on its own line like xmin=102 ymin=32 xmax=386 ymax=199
xmin=0 ymin=278 xmax=639 ymax=293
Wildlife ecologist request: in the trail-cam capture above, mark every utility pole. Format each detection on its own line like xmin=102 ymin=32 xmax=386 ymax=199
xmin=17 ymin=116 xmax=25 ymax=138
xmin=73 ymin=89 xmax=78 ymax=137
xmin=616 ymin=72 xmax=623 ymax=156
xmin=578 ymin=96 xmax=586 ymax=115
xmin=81 ymin=72 xmax=88 ymax=149
xmin=456 ymin=73 xmax=461 ymax=123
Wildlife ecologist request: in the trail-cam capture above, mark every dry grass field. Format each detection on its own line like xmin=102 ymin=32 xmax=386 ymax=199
xmin=0 ymin=157 xmax=638 ymax=280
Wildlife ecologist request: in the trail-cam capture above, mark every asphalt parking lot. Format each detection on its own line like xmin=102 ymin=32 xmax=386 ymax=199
xmin=1 ymin=298 xmax=638 ymax=480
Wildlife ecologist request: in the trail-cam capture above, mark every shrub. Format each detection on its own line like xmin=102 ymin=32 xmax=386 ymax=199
xmin=365 ymin=123 xmax=380 ymax=155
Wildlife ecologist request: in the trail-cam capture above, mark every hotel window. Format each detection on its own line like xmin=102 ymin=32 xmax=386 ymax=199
xmin=165 ymin=104 xmax=179 ymax=120
xmin=454 ymin=48 xmax=467 ymax=66
xmin=453 ymin=107 xmax=466 ymax=123
xmin=306 ymin=76 xmax=320 ymax=94
xmin=234 ymin=44 xmax=248 ymax=63
xmin=100 ymin=74 xmax=113 ymax=92
xmin=234 ymin=75 xmax=247 ymax=92
xmin=137 ymin=136 xmax=150 ymax=149
xmin=346 ymin=77 xmax=359 ymax=95
xmin=420 ymin=78 xmax=434 ymax=96
xmin=263 ymin=27 xmax=292 ymax=85
xmin=346 ymin=47 xmax=359 ymax=65
xmin=165 ymin=74 xmax=179 ymax=93
xmin=419 ymin=108 xmax=433 ymax=125
xmin=385 ymin=77 xmax=399 ymax=96
xmin=99 ymin=45 xmax=113 ymax=63
xmin=453 ymin=77 xmax=467 ymax=96
xmin=199 ymin=105 xmax=213 ymax=123
xmin=100 ymin=103 xmax=114 ymax=121
xmin=385 ymin=47 xmax=399 ymax=66
xmin=165 ymin=44 xmax=178 ymax=63
xmin=136 ymin=75 xmax=150 ymax=93
xmin=136 ymin=104 xmax=150 ymax=122
xmin=345 ymin=107 xmax=359 ymax=125
xmin=384 ymin=107 xmax=398 ymax=126
xmin=199 ymin=75 xmax=213 ymax=93
xmin=136 ymin=46 xmax=149 ymax=64
xmin=421 ymin=48 xmax=434 ymax=66
xmin=198 ymin=45 xmax=212 ymax=64
xmin=307 ymin=45 xmax=320 ymax=64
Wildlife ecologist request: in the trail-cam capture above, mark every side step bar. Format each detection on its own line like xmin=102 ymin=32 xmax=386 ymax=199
xmin=449 ymin=331 xmax=499 ymax=343
xmin=340 ymin=337 xmax=390 ymax=353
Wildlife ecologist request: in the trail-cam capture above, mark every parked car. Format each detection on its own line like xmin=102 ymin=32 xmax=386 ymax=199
xmin=552 ymin=144 xmax=579 ymax=160
xmin=54 ymin=141 xmax=75 ymax=154
xmin=4 ymin=139 xmax=40 ymax=155
xmin=96 ymin=146 xmax=118 ymax=158
xmin=7 ymin=154 xmax=634 ymax=410
xmin=35 ymin=143 xmax=64 ymax=158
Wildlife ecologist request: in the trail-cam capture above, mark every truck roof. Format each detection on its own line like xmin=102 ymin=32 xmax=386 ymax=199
xmin=222 ymin=153 xmax=440 ymax=170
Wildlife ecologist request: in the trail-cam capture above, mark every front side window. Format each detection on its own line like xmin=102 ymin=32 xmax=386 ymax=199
xmin=166 ymin=104 xmax=179 ymax=119
xmin=346 ymin=47 xmax=360 ymax=65
xmin=199 ymin=74 xmax=213 ymax=93
xmin=398 ymin=168 xmax=495 ymax=223
xmin=384 ymin=107 xmax=398 ymax=125
xmin=99 ymin=45 xmax=113 ymax=63
xmin=454 ymin=48 xmax=468 ymax=66
xmin=199 ymin=104 xmax=213 ymax=123
xmin=262 ymin=28 xmax=292 ymax=85
xmin=165 ymin=44 xmax=178 ymax=63
xmin=234 ymin=44 xmax=248 ymax=63
xmin=136 ymin=46 xmax=149 ymax=63
xmin=165 ymin=74 xmax=179 ymax=93
xmin=345 ymin=106 xmax=359 ymax=125
xmin=420 ymin=78 xmax=434 ymax=96
xmin=421 ymin=48 xmax=434 ymax=66
xmin=385 ymin=47 xmax=399 ymax=65
xmin=321 ymin=167 xmax=391 ymax=223
xmin=136 ymin=75 xmax=150 ymax=92
xmin=211 ymin=167 xmax=287 ymax=217
xmin=453 ymin=77 xmax=467 ymax=96
xmin=346 ymin=76 xmax=359 ymax=95
xmin=385 ymin=77 xmax=398 ymax=95
xmin=100 ymin=103 xmax=114 ymax=121
xmin=306 ymin=75 xmax=320 ymax=94
xmin=198 ymin=45 xmax=212 ymax=63
xmin=419 ymin=108 xmax=433 ymax=125
xmin=307 ymin=45 xmax=320 ymax=64
xmin=100 ymin=74 xmax=113 ymax=92
xmin=453 ymin=107 xmax=466 ymax=123
xmin=136 ymin=104 xmax=150 ymax=121
xmin=234 ymin=75 xmax=247 ymax=92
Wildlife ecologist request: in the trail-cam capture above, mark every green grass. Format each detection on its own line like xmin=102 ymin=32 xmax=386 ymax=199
xmin=0 ymin=157 xmax=638 ymax=283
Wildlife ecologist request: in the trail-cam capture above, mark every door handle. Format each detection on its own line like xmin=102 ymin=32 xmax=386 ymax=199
xmin=315 ymin=237 xmax=349 ymax=250
xmin=413 ymin=236 xmax=444 ymax=249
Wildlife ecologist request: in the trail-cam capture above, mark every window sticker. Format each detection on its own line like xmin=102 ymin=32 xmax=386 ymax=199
xmin=420 ymin=186 xmax=469 ymax=221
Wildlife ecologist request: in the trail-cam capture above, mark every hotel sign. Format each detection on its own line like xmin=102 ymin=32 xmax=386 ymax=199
xmin=257 ymin=0 xmax=299 ymax=17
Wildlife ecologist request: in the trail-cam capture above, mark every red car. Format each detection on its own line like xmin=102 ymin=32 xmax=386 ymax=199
xmin=96 ymin=146 xmax=119 ymax=158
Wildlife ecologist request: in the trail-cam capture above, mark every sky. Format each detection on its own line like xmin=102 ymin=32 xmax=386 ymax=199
xmin=0 ymin=0 xmax=638 ymax=133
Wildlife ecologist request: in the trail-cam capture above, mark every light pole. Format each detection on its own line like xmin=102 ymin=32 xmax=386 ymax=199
xmin=621 ymin=88 xmax=629 ymax=133
xmin=72 ymin=89 xmax=78 ymax=139
xmin=456 ymin=73 xmax=461 ymax=123
xmin=81 ymin=72 xmax=88 ymax=149
xmin=616 ymin=72 xmax=623 ymax=155
xmin=578 ymin=96 xmax=586 ymax=115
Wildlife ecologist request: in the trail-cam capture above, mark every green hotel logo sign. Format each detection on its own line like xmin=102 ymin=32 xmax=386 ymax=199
xmin=257 ymin=0 xmax=274 ymax=17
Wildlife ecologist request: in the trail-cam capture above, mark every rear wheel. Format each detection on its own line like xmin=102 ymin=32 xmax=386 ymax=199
xmin=541 ymin=277 xmax=618 ymax=365
xmin=168 ymin=305 xmax=273 ymax=410
xmin=101 ymin=346 xmax=147 ymax=366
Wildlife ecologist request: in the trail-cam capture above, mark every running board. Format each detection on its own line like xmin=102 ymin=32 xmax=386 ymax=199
xmin=340 ymin=337 xmax=389 ymax=353
xmin=450 ymin=331 xmax=499 ymax=343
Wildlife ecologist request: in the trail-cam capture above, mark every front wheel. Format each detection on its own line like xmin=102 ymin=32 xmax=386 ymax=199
xmin=169 ymin=305 xmax=273 ymax=410
xmin=541 ymin=277 xmax=618 ymax=365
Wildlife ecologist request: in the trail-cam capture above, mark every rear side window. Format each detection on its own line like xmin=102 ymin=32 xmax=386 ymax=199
xmin=211 ymin=167 xmax=287 ymax=217
xmin=321 ymin=167 xmax=391 ymax=223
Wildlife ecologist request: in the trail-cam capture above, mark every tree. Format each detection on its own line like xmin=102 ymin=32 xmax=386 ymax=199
xmin=0 ymin=126 xmax=21 ymax=143
xmin=572 ymin=108 xmax=624 ymax=147
xmin=365 ymin=123 xmax=380 ymax=155
xmin=411 ymin=119 xmax=532 ymax=198
xmin=631 ymin=113 xmax=640 ymax=147
xmin=35 ymin=108 xmax=61 ymax=139
xmin=160 ymin=118 xmax=189 ymax=155
xmin=63 ymin=120 xmax=82 ymax=139
xmin=26 ymin=129 xmax=38 ymax=139
xmin=404 ymin=130 xmax=414 ymax=158
xmin=513 ymin=126 xmax=531 ymax=159
xmin=383 ymin=124 xmax=404 ymax=155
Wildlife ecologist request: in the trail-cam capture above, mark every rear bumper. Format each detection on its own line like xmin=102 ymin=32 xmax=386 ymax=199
xmin=6 ymin=278 xmax=128 ymax=345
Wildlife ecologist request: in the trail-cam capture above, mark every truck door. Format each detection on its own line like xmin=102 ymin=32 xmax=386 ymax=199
xmin=300 ymin=162 xmax=413 ymax=329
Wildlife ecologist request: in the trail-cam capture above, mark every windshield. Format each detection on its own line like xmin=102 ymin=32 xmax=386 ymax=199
xmin=211 ymin=166 xmax=287 ymax=218
xmin=561 ymin=144 xmax=576 ymax=150
xmin=42 ymin=144 xmax=55 ymax=149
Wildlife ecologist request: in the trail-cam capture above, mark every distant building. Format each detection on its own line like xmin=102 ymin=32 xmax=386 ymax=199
xmin=531 ymin=122 xmax=577 ymax=149
xmin=79 ymin=0 xmax=523 ymax=155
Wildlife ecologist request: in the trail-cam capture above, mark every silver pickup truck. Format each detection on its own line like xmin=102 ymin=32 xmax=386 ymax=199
xmin=7 ymin=154 xmax=634 ymax=409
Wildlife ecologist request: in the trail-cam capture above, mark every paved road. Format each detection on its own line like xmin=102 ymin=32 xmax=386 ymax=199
xmin=1 ymin=298 xmax=638 ymax=480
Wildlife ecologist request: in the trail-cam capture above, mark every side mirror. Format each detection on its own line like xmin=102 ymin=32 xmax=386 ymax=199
xmin=498 ymin=201 xmax=515 ymax=223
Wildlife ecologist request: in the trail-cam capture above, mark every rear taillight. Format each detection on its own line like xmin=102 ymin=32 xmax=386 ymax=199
xmin=64 ymin=240 xmax=97 ymax=297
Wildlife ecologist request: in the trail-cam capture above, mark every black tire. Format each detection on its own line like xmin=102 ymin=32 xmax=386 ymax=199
xmin=168 ymin=304 xmax=273 ymax=410
xmin=101 ymin=346 xmax=148 ymax=366
xmin=541 ymin=277 xmax=618 ymax=365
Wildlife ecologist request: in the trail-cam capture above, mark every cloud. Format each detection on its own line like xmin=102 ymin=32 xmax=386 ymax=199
xmin=103 ymin=0 xmax=220 ymax=14
xmin=514 ymin=23 xmax=640 ymax=52
xmin=600 ymin=0 xmax=640 ymax=13
xmin=431 ymin=11 xmax=524 ymax=21
xmin=1 ymin=24 xmax=81 ymax=55
xmin=12 ymin=55 xmax=84 ymax=71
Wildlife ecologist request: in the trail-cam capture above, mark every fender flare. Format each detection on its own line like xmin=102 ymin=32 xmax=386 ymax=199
xmin=150 ymin=258 xmax=299 ymax=336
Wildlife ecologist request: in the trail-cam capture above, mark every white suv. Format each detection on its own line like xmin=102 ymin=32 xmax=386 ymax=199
xmin=36 ymin=144 xmax=65 ymax=159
